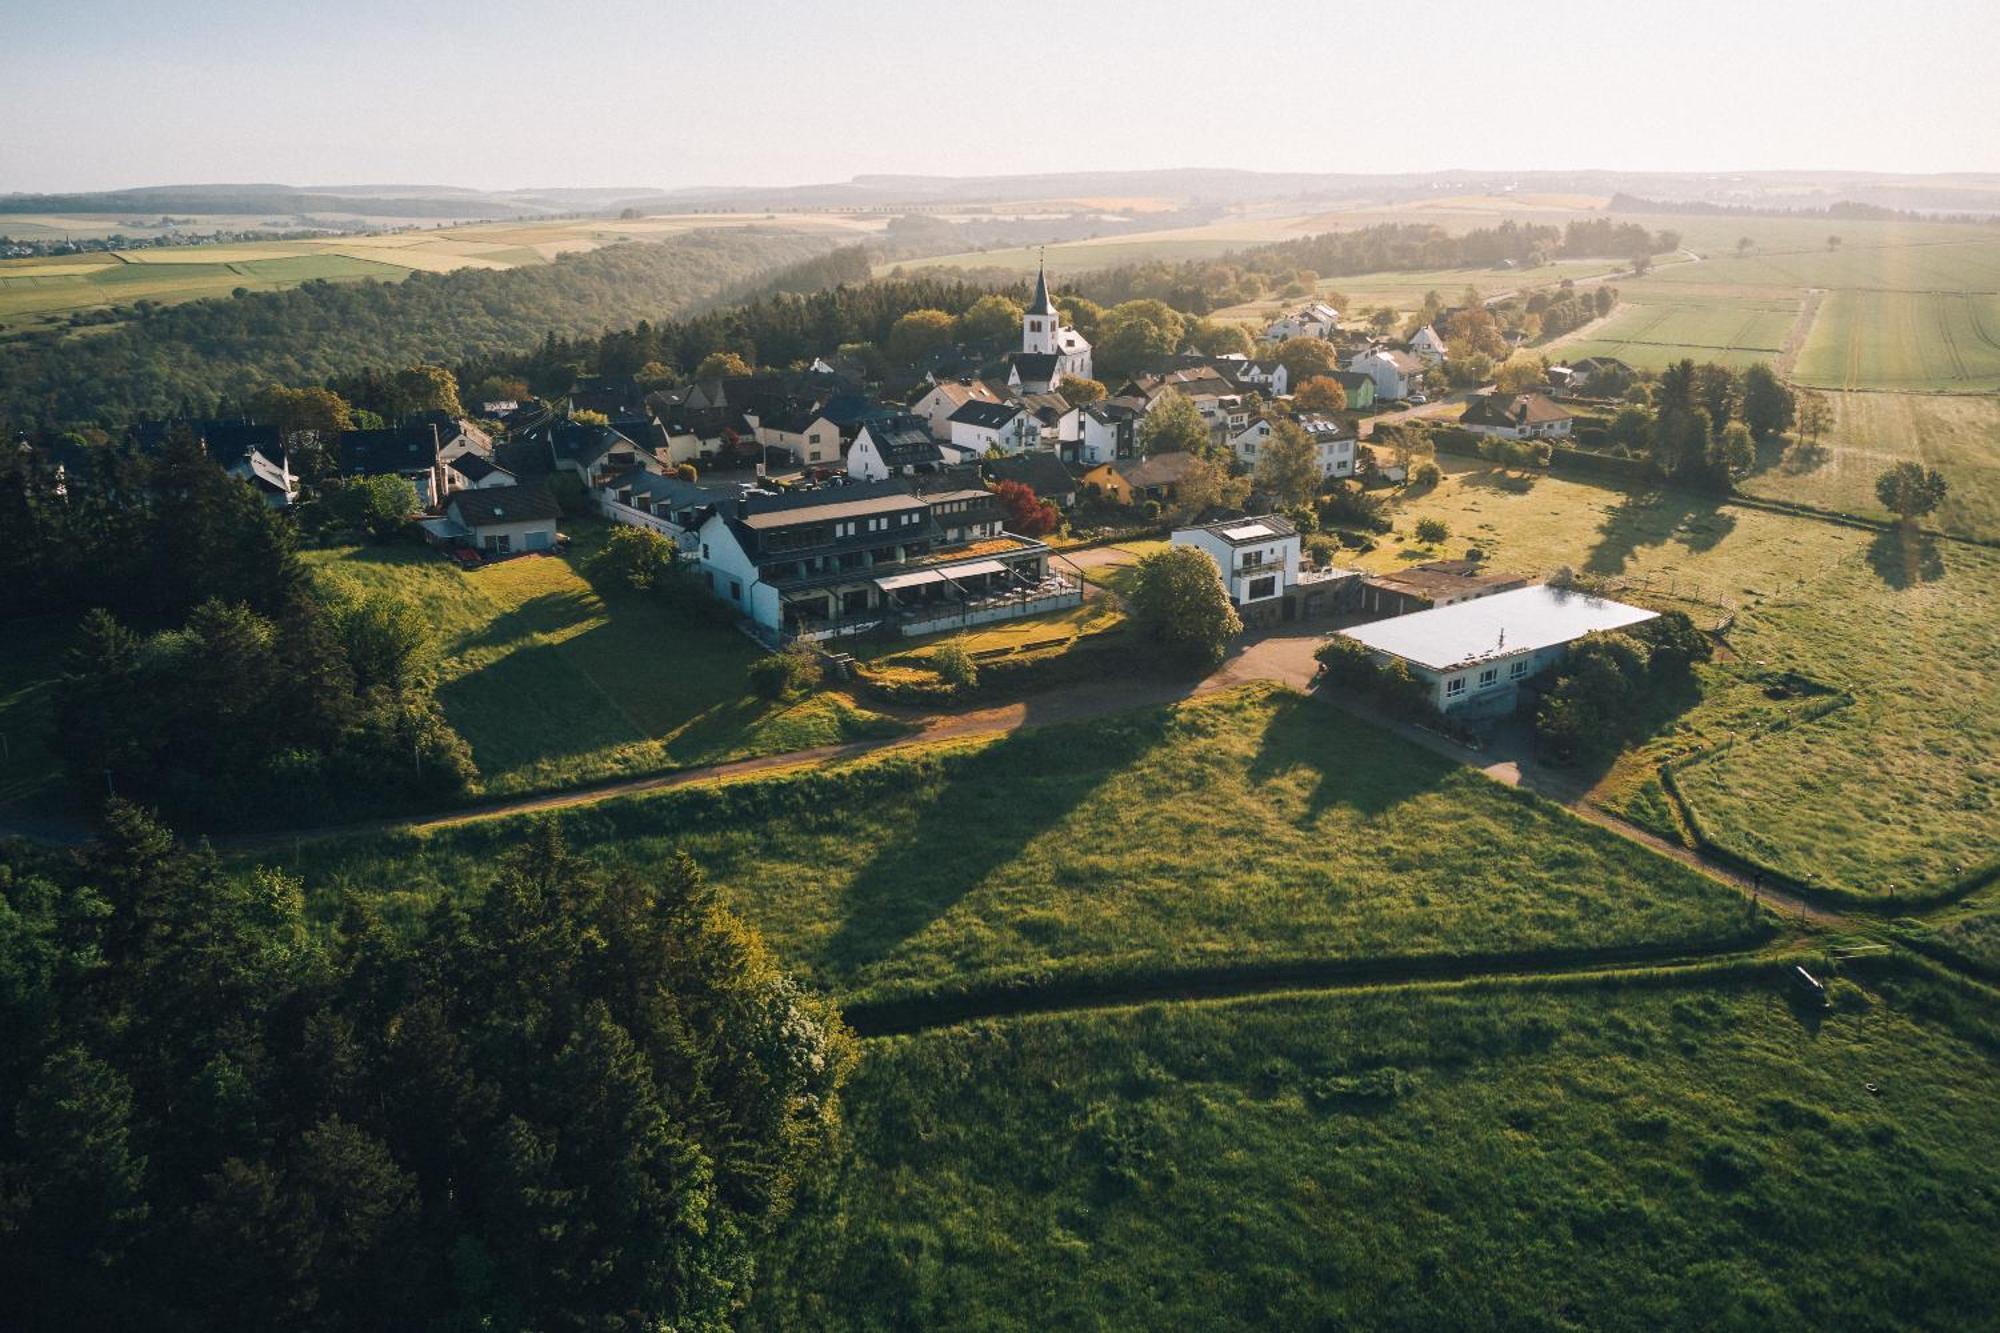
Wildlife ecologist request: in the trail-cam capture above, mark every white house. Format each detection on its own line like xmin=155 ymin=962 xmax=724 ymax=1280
xmin=1171 ymin=515 xmax=1303 ymax=613
xmin=1265 ymin=302 xmax=1341 ymax=342
xmin=1230 ymin=359 xmax=1290 ymax=396
xmin=753 ymin=409 xmax=842 ymax=467
xmin=847 ymin=414 xmax=945 ymax=481
xmin=947 ymin=399 xmax=1040 ymax=456
xmin=1338 ymin=583 xmax=1659 ymax=714
xmin=911 ymin=380 xmax=1000 ymax=441
xmin=1459 ymin=391 xmax=1575 ymax=441
xmin=1408 ymin=324 xmax=1449 ymax=366
xmin=1347 ymin=348 xmax=1427 ymax=401
xmin=1021 ymin=258 xmax=1092 ymax=380
xmin=445 ymin=453 xmax=516 ymax=491
xmin=1075 ymin=402 xmax=1138 ymax=466
xmin=1229 ymin=415 xmax=1356 ymax=480
xmin=440 ymin=483 xmax=562 ymax=556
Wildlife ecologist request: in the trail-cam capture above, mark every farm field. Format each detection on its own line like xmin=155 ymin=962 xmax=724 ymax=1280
xmin=0 ymin=210 xmax=884 ymax=333
xmin=1736 ymin=391 xmax=2000 ymax=540
xmin=263 ymin=685 xmax=1768 ymax=1007
xmin=1550 ymin=292 xmax=1802 ymax=371
xmin=1792 ymin=288 xmax=2000 ymax=391
xmin=753 ymin=968 xmax=2000 ymax=1329
xmin=302 ymin=524 xmax=906 ymax=799
xmin=1366 ymin=459 xmax=2000 ymax=899
xmin=1212 ymin=259 xmax=1617 ymax=325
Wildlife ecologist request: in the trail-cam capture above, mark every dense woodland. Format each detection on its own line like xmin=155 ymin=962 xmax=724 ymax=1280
xmin=0 ymin=229 xmax=843 ymax=428
xmin=0 ymin=813 xmax=853 ymax=1330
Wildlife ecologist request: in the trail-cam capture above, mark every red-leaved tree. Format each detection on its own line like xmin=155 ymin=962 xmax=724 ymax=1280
xmin=993 ymin=480 xmax=1059 ymax=537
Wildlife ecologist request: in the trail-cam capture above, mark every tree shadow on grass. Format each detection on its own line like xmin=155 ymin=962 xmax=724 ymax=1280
xmin=823 ymin=706 xmax=1177 ymax=982
xmin=1584 ymin=489 xmax=1737 ymax=577
xmin=1245 ymin=693 xmax=1453 ymax=823
xmin=1867 ymin=527 xmax=1944 ymax=589
xmin=450 ymin=588 xmax=601 ymax=654
xmin=1458 ymin=466 xmax=1539 ymax=495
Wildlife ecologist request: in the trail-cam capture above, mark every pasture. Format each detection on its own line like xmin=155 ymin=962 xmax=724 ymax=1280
xmin=262 ymin=684 xmax=1766 ymax=1007
xmin=302 ymin=525 xmax=906 ymax=799
xmin=753 ymin=967 xmax=2000 ymax=1329
xmin=1550 ymin=291 xmax=1802 ymax=371
xmin=1370 ymin=459 xmax=2000 ymax=899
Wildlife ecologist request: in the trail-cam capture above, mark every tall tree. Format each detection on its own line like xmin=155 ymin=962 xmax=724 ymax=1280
xmin=1137 ymin=390 xmax=1210 ymax=457
xmin=1292 ymin=375 xmax=1348 ymax=413
xmin=1875 ymin=462 xmax=1948 ymax=526
xmin=1255 ymin=420 xmax=1323 ymax=511
xmin=1739 ymin=363 xmax=1795 ymax=440
xmin=1128 ymin=545 xmax=1242 ymax=670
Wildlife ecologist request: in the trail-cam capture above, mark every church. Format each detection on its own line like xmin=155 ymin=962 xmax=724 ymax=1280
xmin=1009 ymin=256 xmax=1092 ymax=393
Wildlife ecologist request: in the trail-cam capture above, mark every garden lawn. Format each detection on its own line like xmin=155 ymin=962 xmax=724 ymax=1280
xmin=268 ymin=684 xmax=1765 ymax=1006
xmin=750 ymin=965 xmax=2000 ymax=1330
xmin=302 ymin=526 xmax=907 ymax=798
xmin=1371 ymin=459 xmax=2000 ymax=899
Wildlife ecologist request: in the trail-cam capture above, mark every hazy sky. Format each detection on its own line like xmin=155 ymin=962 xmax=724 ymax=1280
xmin=3 ymin=0 xmax=1995 ymax=192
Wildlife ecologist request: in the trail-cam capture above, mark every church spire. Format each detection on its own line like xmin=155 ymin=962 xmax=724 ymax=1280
xmin=1027 ymin=249 xmax=1056 ymax=315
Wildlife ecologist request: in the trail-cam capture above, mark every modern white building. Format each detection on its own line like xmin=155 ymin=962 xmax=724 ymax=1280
xmin=947 ymin=399 xmax=1041 ymax=456
xmin=1171 ymin=515 xmax=1303 ymax=625
xmin=1346 ymin=348 xmax=1427 ymax=401
xmin=1337 ymin=583 xmax=1659 ymax=714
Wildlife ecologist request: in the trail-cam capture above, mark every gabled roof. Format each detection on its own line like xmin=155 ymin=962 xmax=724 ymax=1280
xmin=949 ymin=399 xmax=1025 ymax=429
xmin=338 ymin=427 xmax=437 ymax=476
xmin=1112 ymin=451 xmax=1199 ymax=488
xmin=549 ymin=420 xmax=641 ymax=466
xmin=448 ymin=482 xmax=562 ymax=529
xmin=984 ymin=451 xmax=1078 ymax=498
xmin=1011 ymin=352 xmax=1062 ymax=383
xmin=450 ymin=454 xmax=512 ymax=485
xmin=1461 ymin=391 xmax=1572 ymax=429
xmin=859 ymin=414 xmax=943 ymax=466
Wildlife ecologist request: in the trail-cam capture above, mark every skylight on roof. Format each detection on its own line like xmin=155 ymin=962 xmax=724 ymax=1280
xmin=1223 ymin=523 xmax=1275 ymax=541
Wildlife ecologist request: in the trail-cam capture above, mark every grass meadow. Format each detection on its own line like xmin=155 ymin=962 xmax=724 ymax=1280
xmin=1370 ymin=460 xmax=2000 ymax=899
xmin=751 ymin=965 xmax=2000 ymax=1330
xmin=264 ymin=685 xmax=1767 ymax=1007
xmin=302 ymin=525 xmax=907 ymax=798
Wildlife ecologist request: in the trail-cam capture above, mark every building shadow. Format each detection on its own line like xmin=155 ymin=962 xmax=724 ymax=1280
xmin=1867 ymin=527 xmax=1944 ymax=589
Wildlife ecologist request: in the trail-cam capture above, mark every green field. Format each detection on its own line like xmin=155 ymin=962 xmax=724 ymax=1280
xmin=303 ymin=526 xmax=907 ymax=798
xmin=1554 ymin=292 xmax=1803 ymax=371
xmin=1793 ymin=289 xmax=2000 ymax=391
xmin=1365 ymin=459 xmax=2000 ymax=899
xmin=1736 ymin=391 xmax=2000 ymax=540
xmin=752 ymin=967 xmax=2000 ymax=1329
xmin=267 ymin=685 xmax=1767 ymax=1007
xmin=0 ymin=210 xmax=884 ymax=333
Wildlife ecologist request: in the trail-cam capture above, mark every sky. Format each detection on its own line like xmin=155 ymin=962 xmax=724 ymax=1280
xmin=2 ymin=0 xmax=1996 ymax=193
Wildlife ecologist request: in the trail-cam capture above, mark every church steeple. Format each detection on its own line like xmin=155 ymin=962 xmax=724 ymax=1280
xmin=1027 ymin=252 xmax=1056 ymax=316
xmin=1023 ymin=249 xmax=1058 ymax=355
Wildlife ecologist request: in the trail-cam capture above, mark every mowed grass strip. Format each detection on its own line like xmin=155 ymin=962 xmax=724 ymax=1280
xmin=272 ymin=684 xmax=1764 ymax=1006
xmin=302 ymin=526 xmax=906 ymax=798
xmin=752 ymin=969 xmax=2000 ymax=1330
xmin=1373 ymin=460 xmax=2000 ymax=897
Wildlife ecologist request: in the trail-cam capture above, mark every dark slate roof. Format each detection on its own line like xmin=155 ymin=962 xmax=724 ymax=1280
xmin=983 ymin=452 xmax=1078 ymax=498
xmin=1027 ymin=259 xmax=1057 ymax=316
xmin=549 ymin=421 xmax=641 ymax=466
xmin=860 ymin=414 xmax=943 ymax=466
xmin=449 ymin=483 xmax=561 ymax=528
xmin=1113 ymin=451 xmax=1200 ymax=488
xmin=450 ymin=454 xmax=512 ymax=484
xmin=567 ymin=382 xmax=647 ymax=418
xmin=1012 ymin=352 xmax=1062 ymax=383
xmin=1461 ymin=392 xmax=1572 ymax=429
xmin=948 ymin=399 xmax=1023 ymax=429
xmin=817 ymin=393 xmax=881 ymax=429
xmin=338 ymin=428 xmax=437 ymax=476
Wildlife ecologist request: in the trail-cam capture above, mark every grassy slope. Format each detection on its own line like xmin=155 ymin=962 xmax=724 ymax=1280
xmin=1370 ymin=459 xmax=2000 ymax=897
xmin=754 ymin=971 xmax=2000 ymax=1330
xmin=271 ymin=685 xmax=1764 ymax=1005
xmin=303 ymin=525 xmax=906 ymax=798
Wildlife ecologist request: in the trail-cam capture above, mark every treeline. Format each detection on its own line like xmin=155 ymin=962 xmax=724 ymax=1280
xmin=1559 ymin=217 xmax=1680 ymax=258
xmin=0 ymin=811 xmax=853 ymax=1329
xmin=1 ymin=433 xmax=474 ymax=828
xmin=0 ymin=228 xmax=842 ymax=429
xmin=1607 ymin=192 xmax=1994 ymax=224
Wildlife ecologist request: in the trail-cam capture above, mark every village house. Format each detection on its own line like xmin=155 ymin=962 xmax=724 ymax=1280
xmin=753 ymin=406 xmax=843 ymax=467
xmin=1074 ymin=401 xmax=1139 ymax=466
xmin=1171 ymin=514 xmax=1358 ymax=626
xmin=445 ymin=453 xmax=517 ymax=491
xmin=1228 ymin=358 xmax=1291 ymax=396
xmin=948 ymin=398 xmax=1041 ymax=457
xmin=599 ymin=472 xmax=755 ymax=551
xmin=1346 ymin=348 xmax=1428 ymax=402
xmin=129 ymin=418 xmax=297 ymax=508
xmin=425 ymin=482 xmax=563 ymax=557
xmin=1357 ymin=559 xmax=1533 ymax=618
xmin=545 ymin=420 xmax=666 ymax=488
xmin=691 ymin=479 xmax=1076 ymax=642
xmin=983 ymin=451 xmax=1080 ymax=510
xmin=1338 ymin=582 xmax=1659 ymax=716
xmin=1078 ymin=450 xmax=1199 ymax=507
xmin=1459 ymin=391 xmax=1575 ymax=441
xmin=1229 ymin=414 xmax=1356 ymax=479
xmin=1330 ymin=370 xmax=1377 ymax=410
xmin=911 ymin=379 xmax=1003 ymax=440
xmin=338 ymin=427 xmax=449 ymax=508
xmin=1408 ymin=324 xmax=1449 ymax=365
xmin=1265 ymin=301 xmax=1341 ymax=341
xmin=847 ymin=414 xmax=945 ymax=481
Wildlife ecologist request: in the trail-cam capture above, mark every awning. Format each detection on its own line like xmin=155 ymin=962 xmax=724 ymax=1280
xmin=939 ymin=558 xmax=1011 ymax=580
xmin=874 ymin=568 xmax=950 ymax=592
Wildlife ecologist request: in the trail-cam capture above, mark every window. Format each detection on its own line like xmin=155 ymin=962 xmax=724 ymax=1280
xmin=1445 ymin=676 xmax=1466 ymax=697
xmin=729 ymin=580 xmax=742 ymax=602
xmin=1248 ymin=575 xmax=1277 ymax=600
xmin=1478 ymin=668 xmax=1499 ymax=688
xmin=1510 ymin=659 xmax=1529 ymax=679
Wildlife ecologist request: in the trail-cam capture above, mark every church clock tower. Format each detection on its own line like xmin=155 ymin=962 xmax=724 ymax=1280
xmin=1022 ymin=253 xmax=1058 ymax=355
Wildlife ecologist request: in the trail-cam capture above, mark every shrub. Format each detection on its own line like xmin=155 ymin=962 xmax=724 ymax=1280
xmin=931 ymin=642 xmax=979 ymax=690
xmin=1411 ymin=460 xmax=1443 ymax=489
xmin=1303 ymin=532 xmax=1341 ymax=567
xmin=750 ymin=642 xmax=822 ymax=700
xmin=599 ymin=524 xmax=674 ymax=591
xmin=676 ymin=462 xmax=699 ymax=482
xmin=1313 ymin=638 xmax=1435 ymax=719
xmin=1321 ymin=483 xmax=1391 ymax=533
xmin=1414 ymin=517 xmax=1450 ymax=545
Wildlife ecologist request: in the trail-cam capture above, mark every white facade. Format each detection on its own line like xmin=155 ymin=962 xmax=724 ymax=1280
xmin=694 ymin=514 xmax=784 ymax=634
xmin=1229 ymin=419 xmax=1355 ymax=479
xmin=1265 ymin=302 xmax=1340 ymax=341
xmin=949 ymin=408 xmax=1039 ymax=457
xmin=755 ymin=414 xmax=841 ymax=466
xmin=1348 ymin=349 xmax=1424 ymax=401
xmin=911 ymin=381 xmax=998 ymax=440
xmin=1077 ymin=409 xmax=1130 ymax=466
xmin=1408 ymin=325 xmax=1449 ymax=366
xmin=1171 ymin=518 xmax=1303 ymax=608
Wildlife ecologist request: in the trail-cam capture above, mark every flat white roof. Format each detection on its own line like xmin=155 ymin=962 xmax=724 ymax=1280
xmin=1339 ymin=583 xmax=1659 ymax=673
xmin=1222 ymin=523 xmax=1276 ymax=541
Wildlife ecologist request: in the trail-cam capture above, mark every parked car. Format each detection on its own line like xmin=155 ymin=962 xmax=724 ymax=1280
xmin=1408 ymin=393 xmax=1429 ymax=405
